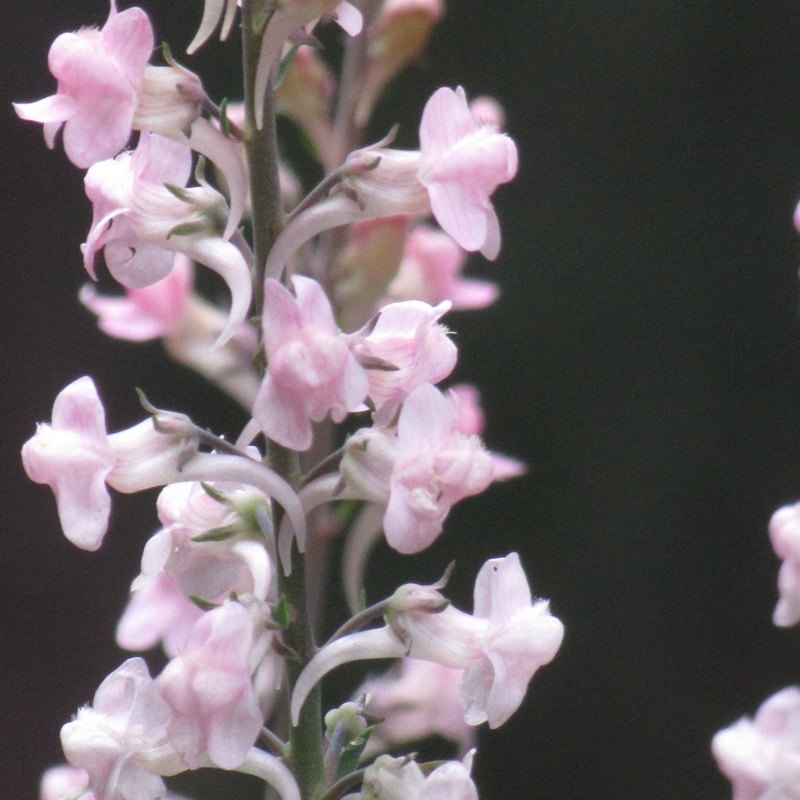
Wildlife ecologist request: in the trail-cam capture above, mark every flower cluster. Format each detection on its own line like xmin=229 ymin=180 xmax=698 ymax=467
xmin=17 ymin=4 xmax=559 ymax=800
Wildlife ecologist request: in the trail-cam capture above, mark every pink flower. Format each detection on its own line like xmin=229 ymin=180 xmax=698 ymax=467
xmin=116 ymin=572 xmax=204 ymax=658
xmin=157 ymin=601 xmax=263 ymax=770
xmin=253 ymin=276 xmax=369 ymax=451
xmin=358 ymin=659 xmax=471 ymax=752
xmin=769 ymin=501 xmax=800 ymax=626
xmin=386 ymin=225 xmax=499 ymax=310
xmin=82 ymin=133 xmax=251 ymax=346
xmin=21 ymin=376 xmax=114 ymax=551
xmin=80 ymin=254 xmax=192 ymax=341
xmin=263 ymin=86 xmax=517 ymax=281
xmin=385 ymin=383 xmax=493 ymax=553
xmin=713 ymin=687 xmax=800 ymax=800
xmin=131 ymin=480 xmax=273 ymax=603
xmin=291 ymin=555 xmax=562 ymax=729
xmin=361 ymin=753 xmax=478 ymax=800
xmin=40 ymin=766 xmax=93 ymax=800
xmin=459 ymin=553 xmax=564 ymax=728
xmin=419 ymin=86 xmax=518 ymax=259
xmin=13 ymin=3 xmax=153 ymax=169
xmin=450 ymin=384 xmax=526 ymax=481
xmin=61 ymin=658 xmax=183 ymax=800
xmin=348 ymin=299 xmax=457 ymax=423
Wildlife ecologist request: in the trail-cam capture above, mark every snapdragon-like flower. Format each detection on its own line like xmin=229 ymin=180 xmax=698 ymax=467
xmin=342 ymin=383 xmax=493 ymax=553
xmin=769 ymin=501 xmax=800 ymax=626
xmin=132 ymin=480 xmax=272 ymax=603
xmin=21 ymin=376 xmax=114 ymax=551
xmin=291 ymin=554 xmax=563 ymax=728
xmin=13 ymin=2 xmax=152 ymax=169
xmin=386 ymin=225 xmax=500 ymax=310
xmin=157 ymin=600 xmax=264 ymax=770
xmin=61 ymin=658 xmax=183 ymax=800
xmin=713 ymin=687 xmax=800 ymax=800
xmin=357 ymin=658 xmax=471 ymax=754
xmin=361 ymin=753 xmax=478 ymax=800
xmin=253 ymin=276 xmax=369 ymax=451
xmin=22 ymin=377 xmax=306 ymax=552
xmin=264 ymin=86 xmax=517 ymax=280
xmin=348 ymin=300 xmax=457 ymax=424
xmin=82 ymin=133 xmax=251 ymax=345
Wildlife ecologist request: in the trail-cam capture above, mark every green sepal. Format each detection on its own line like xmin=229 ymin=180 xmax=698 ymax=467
xmin=189 ymin=596 xmax=219 ymax=611
xmin=164 ymin=183 xmax=191 ymax=203
xmin=191 ymin=525 xmax=238 ymax=543
xmin=273 ymin=594 xmax=290 ymax=629
xmin=276 ymin=43 xmax=301 ymax=88
xmin=167 ymin=221 xmax=205 ymax=239
xmin=200 ymin=482 xmax=228 ymax=504
xmin=335 ymin=725 xmax=376 ymax=782
xmin=358 ymin=587 xmax=367 ymax=614
xmin=220 ymin=98 xmax=231 ymax=138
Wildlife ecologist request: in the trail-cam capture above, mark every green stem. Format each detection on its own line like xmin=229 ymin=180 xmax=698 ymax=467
xmin=242 ymin=0 xmax=284 ymax=313
xmin=241 ymin=4 xmax=325 ymax=799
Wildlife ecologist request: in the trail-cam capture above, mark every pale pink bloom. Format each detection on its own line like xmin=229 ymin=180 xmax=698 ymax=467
xmin=341 ymin=384 xmax=493 ymax=553
xmin=291 ymin=556 xmax=562 ymax=729
xmin=253 ymin=0 xmax=363 ymax=130
xmin=769 ymin=502 xmax=800 ymax=626
xmin=358 ymin=659 xmax=471 ymax=752
xmin=80 ymin=254 xmax=192 ymax=341
xmin=61 ymin=658 xmax=183 ymax=800
xmin=157 ymin=601 xmax=263 ymax=770
xmin=459 ymin=552 xmax=564 ymax=727
xmin=713 ymin=687 xmax=800 ymax=800
xmin=117 ymin=572 xmax=204 ymax=658
xmin=253 ymin=276 xmax=369 ymax=451
xmin=22 ymin=377 xmax=299 ymax=553
xmin=386 ymin=225 xmax=499 ymax=310
xmin=263 ymin=86 xmax=516 ymax=281
xmin=82 ymin=133 xmax=251 ymax=345
xmin=131 ymin=481 xmax=272 ymax=603
xmin=348 ymin=300 xmax=457 ymax=423
xmin=419 ymin=86 xmax=517 ymax=259
xmin=359 ymin=750 xmax=477 ymax=800
xmin=13 ymin=3 xmax=153 ymax=169
xmin=21 ymin=376 xmax=194 ymax=551
xmin=385 ymin=383 xmax=493 ymax=553
xmin=40 ymin=765 xmax=92 ymax=800
xmin=449 ymin=384 xmax=526 ymax=481
xmin=21 ymin=376 xmax=115 ymax=551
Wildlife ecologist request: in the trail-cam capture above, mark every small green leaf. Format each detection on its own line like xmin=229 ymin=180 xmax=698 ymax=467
xmin=336 ymin=725 xmax=376 ymax=781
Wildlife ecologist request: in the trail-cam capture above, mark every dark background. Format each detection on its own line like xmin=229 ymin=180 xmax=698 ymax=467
xmin=4 ymin=1 xmax=800 ymax=798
